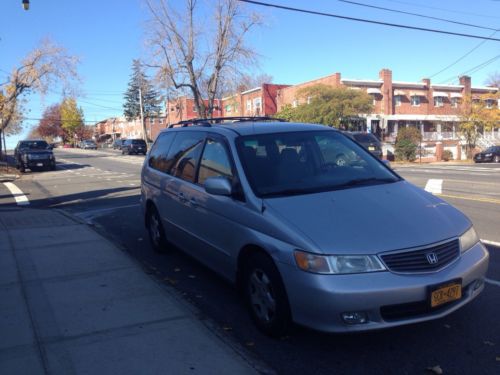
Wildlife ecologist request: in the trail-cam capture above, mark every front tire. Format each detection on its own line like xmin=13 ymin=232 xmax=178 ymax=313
xmin=243 ymin=252 xmax=291 ymax=337
xmin=146 ymin=206 xmax=169 ymax=253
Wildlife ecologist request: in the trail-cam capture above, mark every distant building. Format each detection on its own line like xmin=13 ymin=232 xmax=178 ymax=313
xmin=94 ymin=116 xmax=168 ymax=143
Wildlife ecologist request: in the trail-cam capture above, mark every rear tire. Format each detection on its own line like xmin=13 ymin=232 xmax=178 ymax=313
xmin=146 ymin=205 xmax=169 ymax=253
xmin=242 ymin=252 xmax=291 ymax=337
xmin=494 ymin=155 xmax=500 ymax=163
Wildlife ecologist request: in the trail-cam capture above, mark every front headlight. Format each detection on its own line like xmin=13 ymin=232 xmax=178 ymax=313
xmin=294 ymin=250 xmax=386 ymax=274
xmin=459 ymin=226 xmax=479 ymax=253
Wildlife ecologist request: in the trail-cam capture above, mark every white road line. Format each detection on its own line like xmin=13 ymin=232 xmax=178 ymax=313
xmin=424 ymin=179 xmax=443 ymax=194
xmin=3 ymin=182 xmax=30 ymax=206
xmin=485 ymin=278 xmax=500 ymax=287
xmin=481 ymin=239 xmax=500 ymax=248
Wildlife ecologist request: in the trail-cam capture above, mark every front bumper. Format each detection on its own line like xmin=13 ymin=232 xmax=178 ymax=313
xmin=24 ymin=159 xmax=54 ymax=168
xmin=279 ymin=241 xmax=489 ymax=332
xmin=474 ymin=155 xmax=493 ymax=162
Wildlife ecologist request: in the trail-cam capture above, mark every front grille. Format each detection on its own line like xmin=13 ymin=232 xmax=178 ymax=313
xmin=380 ymin=239 xmax=459 ymax=273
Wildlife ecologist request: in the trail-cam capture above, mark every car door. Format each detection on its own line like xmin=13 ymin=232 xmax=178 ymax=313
xmin=178 ymin=135 xmax=247 ymax=278
xmin=158 ymin=131 xmax=207 ymax=251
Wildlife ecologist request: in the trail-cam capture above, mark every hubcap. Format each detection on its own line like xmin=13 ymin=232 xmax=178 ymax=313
xmin=149 ymin=213 xmax=161 ymax=246
xmin=249 ymin=269 xmax=276 ymax=323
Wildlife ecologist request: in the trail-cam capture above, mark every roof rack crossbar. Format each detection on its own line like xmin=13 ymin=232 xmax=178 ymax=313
xmin=168 ymin=116 xmax=287 ymax=128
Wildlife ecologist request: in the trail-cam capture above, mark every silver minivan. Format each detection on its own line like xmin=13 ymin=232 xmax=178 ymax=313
xmin=140 ymin=119 xmax=489 ymax=336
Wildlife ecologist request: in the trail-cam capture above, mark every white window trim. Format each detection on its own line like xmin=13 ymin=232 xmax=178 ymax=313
xmin=410 ymin=96 xmax=420 ymax=107
xmin=434 ymin=96 xmax=444 ymax=107
xmin=394 ymin=95 xmax=402 ymax=107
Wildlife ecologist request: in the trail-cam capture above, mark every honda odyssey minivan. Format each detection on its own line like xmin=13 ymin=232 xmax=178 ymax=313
xmin=140 ymin=118 xmax=489 ymax=336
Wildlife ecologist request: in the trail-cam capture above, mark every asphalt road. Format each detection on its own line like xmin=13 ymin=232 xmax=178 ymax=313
xmin=2 ymin=149 xmax=499 ymax=375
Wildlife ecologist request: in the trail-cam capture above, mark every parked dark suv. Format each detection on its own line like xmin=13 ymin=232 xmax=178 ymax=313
xmin=122 ymin=139 xmax=147 ymax=155
xmin=474 ymin=146 xmax=500 ymax=163
xmin=344 ymin=132 xmax=383 ymax=159
xmin=14 ymin=139 xmax=56 ymax=172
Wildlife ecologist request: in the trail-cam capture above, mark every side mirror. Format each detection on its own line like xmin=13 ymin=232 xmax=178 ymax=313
xmin=204 ymin=176 xmax=232 ymax=196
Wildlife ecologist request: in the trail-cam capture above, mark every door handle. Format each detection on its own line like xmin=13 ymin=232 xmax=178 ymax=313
xmin=189 ymin=198 xmax=198 ymax=207
xmin=177 ymin=192 xmax=188 ymax=203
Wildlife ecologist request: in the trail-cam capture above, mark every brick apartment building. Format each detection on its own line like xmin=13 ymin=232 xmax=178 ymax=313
xmin=94 ymin=116 xmax=167 ymax=144
xmin=93 ymin=69 xmax=498 ymax=159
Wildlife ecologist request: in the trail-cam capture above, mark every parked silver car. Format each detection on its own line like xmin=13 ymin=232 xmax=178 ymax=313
xmin=140 ymin=118 xmax=489 ymax=336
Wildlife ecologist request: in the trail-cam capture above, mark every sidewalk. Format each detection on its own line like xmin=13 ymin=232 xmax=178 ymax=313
xmin=0 ymin=206 xmax=263 ymax=374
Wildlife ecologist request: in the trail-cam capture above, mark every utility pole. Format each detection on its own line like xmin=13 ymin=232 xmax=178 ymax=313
xmin=138 ymin=87 xmax=147 ymax=142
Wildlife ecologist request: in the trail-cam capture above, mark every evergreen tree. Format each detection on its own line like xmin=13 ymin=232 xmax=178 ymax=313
xmin=123 ymin=59 xmax=162 ymax=120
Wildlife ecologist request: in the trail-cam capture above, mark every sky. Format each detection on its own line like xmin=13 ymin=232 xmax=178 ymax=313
xmin=1 ymin=0 xmax=499 ymax=148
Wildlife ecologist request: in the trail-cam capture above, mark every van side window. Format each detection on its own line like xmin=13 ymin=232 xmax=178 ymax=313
xmin=148 ymin=132 xmax=176 ymax=173
xmin=166 ymin=132 xmax=206 ymax=182
xmin=198 ymin=139 xmax=233 ymax=185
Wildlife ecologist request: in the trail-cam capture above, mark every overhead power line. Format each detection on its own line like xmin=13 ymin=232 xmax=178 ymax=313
xmin=339 ymin=0 xmax=498 ymax=31
xmin=382 ymin=0 xmax=500 ymax=20
xmin=429 ymin=29 xmax=499 ymax=79
xmin=238 ymin=0 xmax=500 ymax=41
xmin=439 ymin=54 xmax=500 ymax=84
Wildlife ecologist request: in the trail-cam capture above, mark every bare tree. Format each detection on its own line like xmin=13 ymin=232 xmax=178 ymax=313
xmin=485 ymin=71 xmax=500 ymax=88
xmin=145 ymin=0 xmax=261 ymax=118
xmin=0 ymin=39 xmax=79 ymax=158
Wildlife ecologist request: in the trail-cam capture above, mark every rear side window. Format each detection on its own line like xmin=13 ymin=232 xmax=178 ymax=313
xmin=132 ymin=140 xmax=146 ymax=145
xmin=166 ymin=131 xmax=206 ymax=182
xmin=353 ymin=134 xmax=379 ymax=144
xmin=148 ymin=132 xmax=176 ymax=173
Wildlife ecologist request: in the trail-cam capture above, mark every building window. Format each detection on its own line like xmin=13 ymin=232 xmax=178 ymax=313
xmin=434 ymin=96 xmax=444 ymax=107
xmin=253 ymin=97 xmax=262 ymax=114
xmin=485 ymin=99 xmax=494 ymax=109
xmin=149 ymin=118 xmax=154 ymax=123
xmin=246 ymin=99 xmax=252 ymax=112
xmin=451 ymin=98 xmax=460 ymax=108
xmin=292 ymin=99 xmax=299 ymax=108
xmin=410 ymin=96 xmax=420 ymax=106
xmin=159 ymin=118 xmax=163 ymax=124
xmin=394 ymin=95 xmax=402 ymax=107
xmin=225 ymin=104 xmax=232 ymax=113
xmin=306 ymin=96 xmax=312 ymax=104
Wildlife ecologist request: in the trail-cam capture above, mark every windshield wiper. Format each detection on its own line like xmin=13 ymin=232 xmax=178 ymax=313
xmin=338 ymin=177 xmax=398 ymax=188
xmin=261 ymin=187 xmax=318 ymax=198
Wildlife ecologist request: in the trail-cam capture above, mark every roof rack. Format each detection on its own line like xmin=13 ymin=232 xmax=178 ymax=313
xmin=167 ymin=116 xmax=287 ymax=128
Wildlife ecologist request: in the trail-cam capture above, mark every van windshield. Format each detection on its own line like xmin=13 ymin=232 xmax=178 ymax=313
xmin=237 ymin=131 xmax=399 ymax=197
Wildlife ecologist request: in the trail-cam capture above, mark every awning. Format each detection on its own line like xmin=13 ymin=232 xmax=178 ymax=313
xmin=450 ymin=92 xmax=462 ymax=98
xmin=432 ymin=92 xmax=448 ymax=97
xmin=367 ymin=88 xmax=382 ymax=95
xmin=410 ymin=91 xmax=426 ymax=97
xmin=393 ymin=89 xmax=405 ymax=96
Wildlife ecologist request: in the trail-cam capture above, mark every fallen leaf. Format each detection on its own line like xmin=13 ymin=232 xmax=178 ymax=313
xmin=426 ymin=365 xmax=443 ymax=374
xmin=483 ymin=341 xmax=495 ymax=346
xmin=174 ymin=268 xmax=181 ymax=272
xmin=195 ymin=295 xmax=203 ymax=298
xmin=245 ymin=341 xmax=255 ymax=347
xmin=164 ymin=277 xmax=178 ymax=285
xmin=188 ymin=274 xmax=196 ymax=279
xmin=137 ymin=238 xmax=143 ymax=241
xmin=222 ymin=326 xmax=233 ymax=331
xmin=496 ymin=357 xmax=500 ymax=362
xmin=444 ymin=324 xmax=451 ymax=329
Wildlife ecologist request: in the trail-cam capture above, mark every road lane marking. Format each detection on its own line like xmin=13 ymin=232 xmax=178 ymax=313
xmin=438 ymin=193 xmax=500 ymax=205
xmin=3 ymin=182 xmax=29 ymax=206
xmin=425 ymin=179 xmax=442 ymax=194
xmin=485 ymin=278 xmax=500 ymax=287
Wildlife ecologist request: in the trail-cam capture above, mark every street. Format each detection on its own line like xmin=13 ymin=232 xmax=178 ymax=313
xmin=2 ymin=148 xmax=500 ymax=375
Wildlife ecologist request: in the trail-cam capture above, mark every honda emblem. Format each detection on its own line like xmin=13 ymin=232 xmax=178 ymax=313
xmin=426 ymin=252 xmax=439 ymax=265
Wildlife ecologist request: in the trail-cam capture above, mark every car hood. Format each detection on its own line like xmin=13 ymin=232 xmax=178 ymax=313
xmin=263 ymin=181 xmax=470 ymax=255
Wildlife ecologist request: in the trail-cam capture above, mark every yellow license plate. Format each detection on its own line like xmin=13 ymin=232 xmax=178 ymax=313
xmin=368 ymin=146 xmax=375 ymax=151
xmin=431 ymin=283 xmax=462 ymax=308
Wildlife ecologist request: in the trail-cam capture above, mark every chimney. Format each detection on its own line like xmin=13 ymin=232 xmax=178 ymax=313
xmin=459 ymin=75 xmax=471 ymax=97
xmin=379 ymin=69 xmax=393 ymax=115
